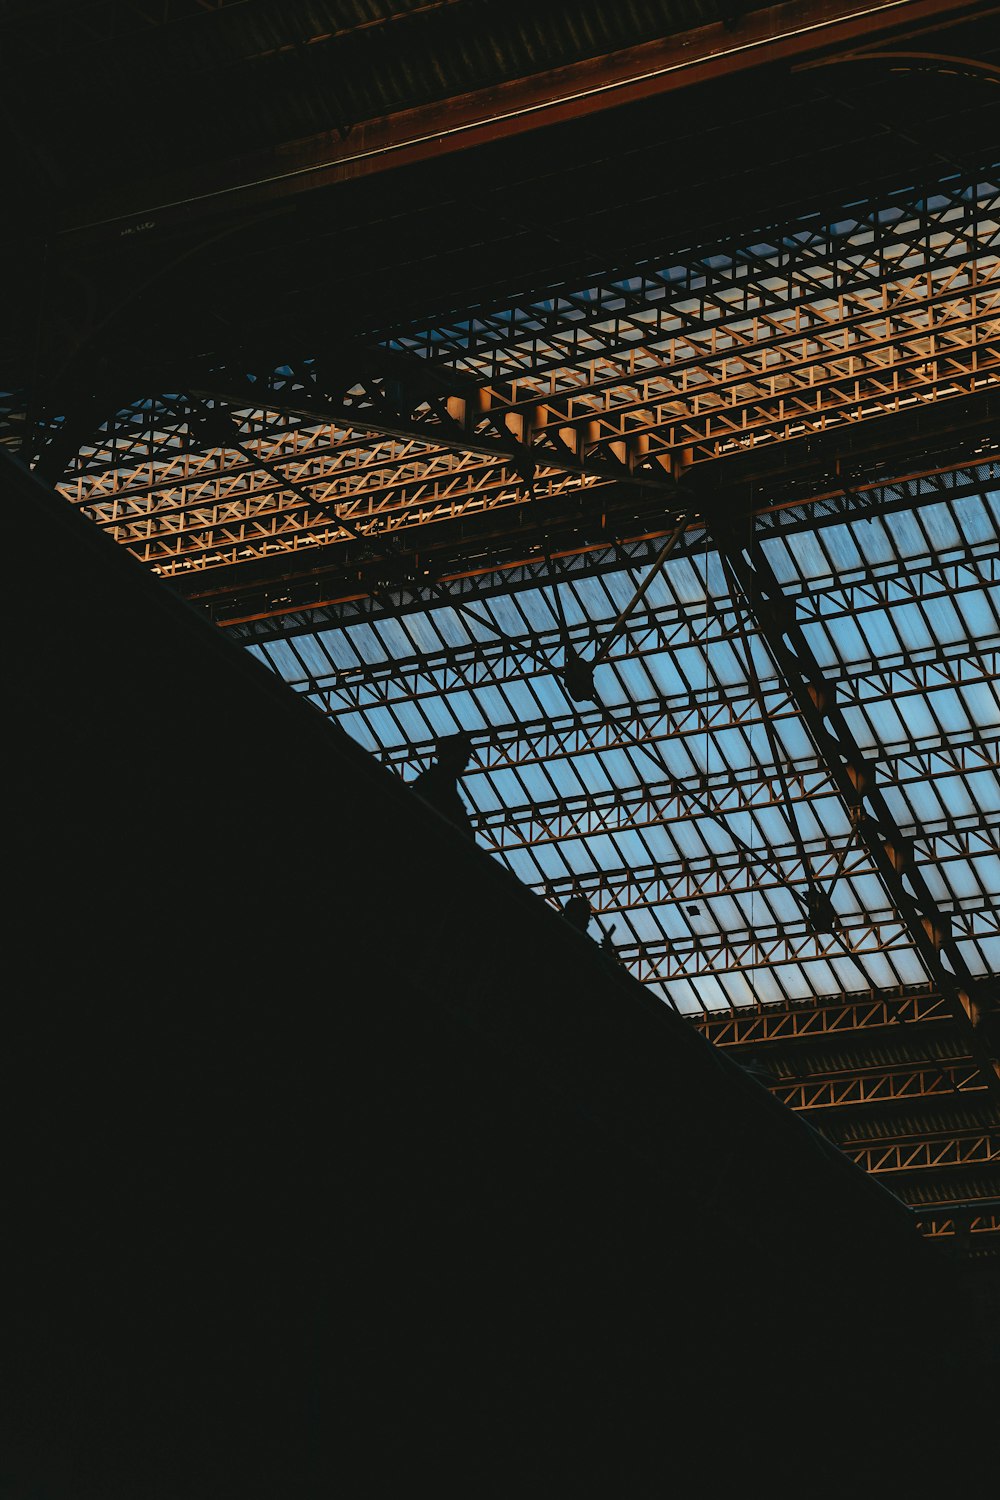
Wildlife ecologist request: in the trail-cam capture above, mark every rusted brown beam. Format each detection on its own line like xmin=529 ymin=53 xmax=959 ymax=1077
xmin=62 ymin=0 xmax=985 ymax=243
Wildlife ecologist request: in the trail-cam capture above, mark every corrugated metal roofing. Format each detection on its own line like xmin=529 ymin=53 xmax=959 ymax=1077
xmin=0 ymin=0 xmax=783 ymax=189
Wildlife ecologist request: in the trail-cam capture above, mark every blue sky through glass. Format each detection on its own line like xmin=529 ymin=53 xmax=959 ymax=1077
xmin=247 ymin=474 xmax=1000 ymax=1017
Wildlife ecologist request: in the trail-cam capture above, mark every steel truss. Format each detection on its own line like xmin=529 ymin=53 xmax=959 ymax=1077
xmin=222 ymin=460 xmax=1000 ymax=638
xmin=238 ymin=462 xmax=998 ymax=1227
xmin=35 ymin=156 xmax=1000 ymax=1240
xmin=266 ymin=554 xmax=998 ymax=711
xmin=46 ymin=166 xmax=1000 ymax=586
xmin=468 ymin=762 xmax=996 ymax=855
xmin=231 ymin=474 xmax=999 ymax=1032
xmin=771 ymin=1066 xmax=987 ymax=1112
xmin=710 ymin=509 xmax=1000 ymax=1101
xmin=696 ymin=982 xmax=1000 ymax=1226
xmin=693 ymin=986 xmax=955 ymax=1043
xmin=535 ymin=830 xmax=997 ymax=915
xmin=913 ymin=1209 xmax=1000 ymax=1250
xmin=842 ymin=1133 xmax=999 ymax=1177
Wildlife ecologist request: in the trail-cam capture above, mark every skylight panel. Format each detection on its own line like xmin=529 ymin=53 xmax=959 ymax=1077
xmin=790 ymin=791 xmax=851 ymax=843
xmin=964 ymin=934 xmax=1000 ymax=974
xmin=770 ymin=714 xmax=820 ymax=763
xmin=241 ymin=456 xmax=999 ymax=1027
xmin=966 ymin=769 xmax=1000 ymax=816
xmin=476 ymin=764 xmax=529 ymax=813
xmin=926 ymin=773 xmax=981 ymax=822
xmin=710 ymin=726 xmax=767 ymax=786
xmin=863 ymin=695 xmax=913 ymax=751
xmin=848 ymin=604 xmax=903 ymax=663
xmin=387 ymin=698 xmax=436 ymax=745
xmin=803 ymin=612 xmax=865 ymax=667
xmin=613 ymin=657 xmax=658 ymax=704
xmin=611 ymin=828 xmax=659 ymax=873
xmin=942 ymin=858 xmax=985 ymax=904
xmin=760 ymin=965 xmax=813 ymax=1004
xmin=498 ymin=677 xmax=556 ymax=725
xmin=255 ymin=637 xmax=306 ymax=679
xmin=624 ymin=905 xmax=670 ymax=948
xmin=954 ymin=587 xmax=1000 ymax=644
xmin=699 ymin=892 xmax=748 ymax=936
xmin=566 ymin=750 xmax=614 ymax=794
xmin=399 ymin=611 xmax=453 ymax=654
xmin=291 ymin=633 xmax=337 ymax=679
xmin=635 ymin=570 xmax=679 ymax=614
xmin=593 ymin=668 xmax=628 ymax=708
xmin=541 ymin=838 xmax=586 ymax=881
xmin=847 ymin=515 xmax=898 ymax=570
xmin=706 ymin=635 xmax=755 ymax=689
xmin=884 ymin=599 xmax=936 ymax=654
xmin=922 ymin=496 xmax=972 ymax=551
xmin=599 ymin=747 xmax=643 ymax=791
xmin=370 ymin=616 xmax=415 ymax=660
xmin=669 ymin=643 xmax=718 ymax=690
xmin=880 ymin=944 xmax=928 ymax=987
xmin=881 ymin=777 xmax=945 ymax=831
xmin=760 ymin=535 xmax=800 ymax=587
xmin=777 ymin=527 xmax=838 ymax=588
xmin=578 ymin=832 xmax=622 ymax=874
xmin=847 ymin=870 xmax=894 ymax=916
xmin=570 ymin=575 xmax=612 ymax=618
xmin=504 ymin=847 xmax=546 ymax=886
xmin=800 ymin=957 xmax=843 ymax=995
xmin=812 ymin=520 xmax=866 ymax=574
xmin=639 ymin=649 xmax=692 ymax=699
xmin=429 ymin=607 xmax=474 ymax=649
xmin=338 ymin=712 xmax=381 ymax=756
xmin=926 ymin=685 xmax=975 ymax=739
xmin=665 ymin=552 xmax=712 ymax=606
xmin=345 ymin=621 xmax=389 ymax=665
xmin=853 ymin=692 xmax=937 ymax=748
xmin=471 ymin=684 xmax=514 ymax=729
xmin=915 ymin=862 xmax=953 ymax=907
xmin=860 ymin=696 xmax=928 ymax=754
xmin=664 ymin=818 xmax=716 ymax=863
xmin=881 ymin=505 xmax=938 ymax=562
xmin=317 ymin=625 xmax=366 ymax=669
xmin=444 ymin=690 xmax=492 ymax=732
xmin=627 ymin=731 xmax=696 ymax=784
xmin=638 ymin=823 xmax=683 ymax=869
xmin=921 ymin=593 xmax=969 ymax=648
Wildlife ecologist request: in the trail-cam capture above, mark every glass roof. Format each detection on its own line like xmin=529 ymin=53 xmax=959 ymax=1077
xmin=247 ymin=469 xmax=1000 ymax=1016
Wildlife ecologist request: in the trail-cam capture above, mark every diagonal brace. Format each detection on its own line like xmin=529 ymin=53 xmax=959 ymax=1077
xmin=710 ymin=505 xmax=1000 ymax=1112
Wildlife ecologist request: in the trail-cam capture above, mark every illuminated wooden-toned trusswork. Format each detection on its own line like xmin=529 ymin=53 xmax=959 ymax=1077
xmin=15 ymin=5 xmax=1000 ymax=1252
xmin=48 ymin=166 xmax=1000 ymax=594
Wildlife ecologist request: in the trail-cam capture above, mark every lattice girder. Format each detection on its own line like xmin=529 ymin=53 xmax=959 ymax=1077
xmin=44 ymin=166 xmax=1000 ymax=587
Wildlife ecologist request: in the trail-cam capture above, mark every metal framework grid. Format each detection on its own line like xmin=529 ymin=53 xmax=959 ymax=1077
xmin=50 ymin=168 xmax=1000 ymax=575
xmin=41 ymin=160 xmax=1000 ymax=1251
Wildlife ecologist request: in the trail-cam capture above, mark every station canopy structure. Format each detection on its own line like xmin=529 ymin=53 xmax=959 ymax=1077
xmin=4 ymin=0 xmax=999 ymax=1249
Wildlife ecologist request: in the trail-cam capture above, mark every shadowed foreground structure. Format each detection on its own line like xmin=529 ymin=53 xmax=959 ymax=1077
xmin=3 ymin=450 xmax=996 ymax=1495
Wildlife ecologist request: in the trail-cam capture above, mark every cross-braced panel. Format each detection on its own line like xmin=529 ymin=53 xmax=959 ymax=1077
xmin=36 ymin=160 xmax=1000 ymax=1247
xmin=48 ymin=165 xmax=1000 ymax=588
xmin=236 ymin=465 xmax=1000 ymax=1237
xmin=243 ymin=472 xmax=999 ymax=1011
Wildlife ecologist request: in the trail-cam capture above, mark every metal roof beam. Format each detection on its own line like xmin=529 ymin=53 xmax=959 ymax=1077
xmin=710 ymin=501 xmax=1000 ymax=1106
xmin=695 ymin=986 xmax=953 ymax=1042
xmin=60 ymin=0 xmax=986 ymax=240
